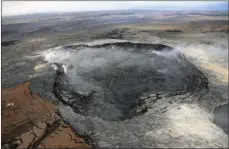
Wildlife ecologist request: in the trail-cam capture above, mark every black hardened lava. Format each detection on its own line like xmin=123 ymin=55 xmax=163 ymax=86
xmin=53 ymin=62 xmax=95 ymax=115
xmin=51 ymin=42 xmax=209 ymax=121
xmin=65 ymin=42 xmax=173 ymax=51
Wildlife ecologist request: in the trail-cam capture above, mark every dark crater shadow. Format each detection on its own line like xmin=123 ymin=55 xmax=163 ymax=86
xmin=32 ymin=42 xmax=209 ymax=121
xmin=1 ymin=40 xmax=19 ymax=47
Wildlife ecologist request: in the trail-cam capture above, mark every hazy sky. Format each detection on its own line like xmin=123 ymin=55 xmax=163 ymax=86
xmin=2 ymin=1 xmax=228 ymax=16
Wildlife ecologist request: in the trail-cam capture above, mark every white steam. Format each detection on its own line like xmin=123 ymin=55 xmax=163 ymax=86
xmin=152 ymin=48 xmax=181 ymax=59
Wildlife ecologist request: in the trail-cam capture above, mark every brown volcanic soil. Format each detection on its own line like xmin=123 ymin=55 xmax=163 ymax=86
xmin=1 ymin=82 xmax=91 ymax=148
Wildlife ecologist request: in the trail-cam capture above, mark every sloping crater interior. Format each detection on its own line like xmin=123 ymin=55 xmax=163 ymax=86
xmin=41 ymin=42 xmax=208 ymax=121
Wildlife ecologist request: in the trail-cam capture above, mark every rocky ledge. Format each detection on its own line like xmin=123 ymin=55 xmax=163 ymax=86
xmin=1 ymin=82 xmax=91 ymax=149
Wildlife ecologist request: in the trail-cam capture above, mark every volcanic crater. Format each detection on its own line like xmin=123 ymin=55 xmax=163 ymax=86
xmin=31 ymin=42 xmax=208 ymax=122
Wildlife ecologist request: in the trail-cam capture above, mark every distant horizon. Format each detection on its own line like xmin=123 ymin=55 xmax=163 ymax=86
xmin=2 ymin=9 xmax=229 ymax=18
xmin=2 ymin=1 xmax=228 ymax=17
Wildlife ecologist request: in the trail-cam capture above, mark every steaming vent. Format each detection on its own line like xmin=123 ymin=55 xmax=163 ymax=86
xmin=44 ymin=42 xmax=208 ymax=121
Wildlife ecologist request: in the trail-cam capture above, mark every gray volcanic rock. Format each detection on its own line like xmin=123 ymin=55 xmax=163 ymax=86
xmin=28 ymin=40 xmax=227 ymax=148
xmin=214 ymin=103 xmax=229 ymax=134
xmin=30 ymin=64 xmax=58 ymax=102
xmin=1 ymin=59 xmax=35 ymax=88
